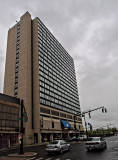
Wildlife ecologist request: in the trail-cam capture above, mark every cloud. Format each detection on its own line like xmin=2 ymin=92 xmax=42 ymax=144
xmin=0 ymin=0 xmax=118 ymax=128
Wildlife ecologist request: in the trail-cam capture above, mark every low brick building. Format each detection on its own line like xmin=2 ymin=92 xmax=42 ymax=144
xmin=0 ymin=93 xmax=20 ymax=148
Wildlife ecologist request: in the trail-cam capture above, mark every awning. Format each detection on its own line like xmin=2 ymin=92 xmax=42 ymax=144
xmin=61 ymin=120 xmax=71 ymax=128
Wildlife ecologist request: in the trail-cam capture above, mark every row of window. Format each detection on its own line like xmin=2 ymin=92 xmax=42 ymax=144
xmin=40 ymin=93 xmax=79 ymax=111
xmin=0 ymin=105 xmax=19 ymax=114
xmin=38 ymin=38 xmax=75 ymax=77
xmin=0 ymin=113 xmax=18 ymax=121
xmin=14 ymin=22 xmax=20 ymax=97
xmin=40 ymin=87 xmax=79 ymax=109
xmin=37 ymin=18 xmax=80 ymax=115
xmin=38 ymin=51 xmax=77 ymax=89
xmin=38 ymin=19 xmax=73 ymax=64
xmin=40 ymin=107 xmax=81 ymax=122
xmin=39 ymin=66 xmax=78 ymax=97
xmin=39 ymin=74 xmax=79 ymax=104
xmin=40 ymin=98 xmax=79 ymax=115
xmin=0 ymin=120 xmax=18 ymax=128
xmin=38 ymin=37 xmax=74 ymax=71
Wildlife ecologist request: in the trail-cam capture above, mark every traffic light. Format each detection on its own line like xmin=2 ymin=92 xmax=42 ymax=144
xmin=102 ymin=108 xmax=104 ymax=113
xmin=102 ymin=108 xmax=107 ymax=113
xmin=89 ymin=112 xmax=91 ymax=118
xmin=15 ymin=127 xmax=19 ymax=132
xmin=105 ymin=108 xmax=107 ymax=113
xmin=20 ymin=127 xmax=25 ymax=134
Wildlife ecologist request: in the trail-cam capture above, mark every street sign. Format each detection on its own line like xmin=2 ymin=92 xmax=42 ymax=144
xmin=17 ymin=118 xmax=21 ymax=120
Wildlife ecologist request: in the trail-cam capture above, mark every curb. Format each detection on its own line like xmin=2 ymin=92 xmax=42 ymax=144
xmin=8 ymin=152 xmax=37 ymax=158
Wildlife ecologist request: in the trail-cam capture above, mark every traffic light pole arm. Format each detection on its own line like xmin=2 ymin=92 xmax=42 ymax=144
xmin=77 ymin=106 xmax=105 ymax=116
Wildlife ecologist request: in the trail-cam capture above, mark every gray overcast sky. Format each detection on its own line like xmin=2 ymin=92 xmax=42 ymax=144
xmin=0 ymin=0 xmax=118 ymax=129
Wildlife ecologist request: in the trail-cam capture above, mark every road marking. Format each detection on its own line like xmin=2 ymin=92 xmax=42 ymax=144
xmin=36 ymin=158 xmax=44 ymax=160
xmin=107 ymin=141 xmax=118 ymax=143
xmin=45 ymin=158 xmax=52 ymax=160
xmin=30 ymin=157 xmax=36 ymax=160
xmin=55 ymin=159 xmax=60 ymax=160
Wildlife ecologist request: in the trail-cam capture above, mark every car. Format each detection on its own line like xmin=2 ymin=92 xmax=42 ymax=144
xmin=67 ymin=136 xmax=77 ymax=142
xmin=77 ymin=135 xmax=87 ymax=141
xmin=85 ymin=137 xmax=107 ymax=151
xmin=46 ymin=140 xmax=71 ymax=155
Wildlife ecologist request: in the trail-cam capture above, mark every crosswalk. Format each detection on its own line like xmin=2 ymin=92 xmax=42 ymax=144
xmin=25 ymin=157 xmax=71 ymax=160
xmin=106 ymin=140 xmax=118 ymax=143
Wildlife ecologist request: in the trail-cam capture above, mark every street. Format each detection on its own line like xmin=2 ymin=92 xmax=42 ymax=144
xmin=0 ymin=136 xmax=118 ymax=160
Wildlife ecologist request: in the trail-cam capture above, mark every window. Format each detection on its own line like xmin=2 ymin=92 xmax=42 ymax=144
xmin=51 ymin=110 xmax=59 ymax=116
xmin=60 ymin=113 xmax=66 ymax=118
xmin=67 ymin=115 xmax=72 ymax=119
xmin=52 ymin=121 xmax=54 ymax=128
xmin=40 ymin=107 xmax=50 ymax=114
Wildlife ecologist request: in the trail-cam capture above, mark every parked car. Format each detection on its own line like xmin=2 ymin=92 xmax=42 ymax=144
xmin=85 ymin=137 xmax=107 ymax=151
xmin=77 ymin=135 xmax=87 ymax=141
xmin=67 ymin=136 xmax=77 ymax=142
xmin=46 ymin=140 xmax=71 ymax=155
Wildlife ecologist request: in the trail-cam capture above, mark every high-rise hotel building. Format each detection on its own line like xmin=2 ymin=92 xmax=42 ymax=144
xmin=4 ymin=12 xmax=83 ymax=144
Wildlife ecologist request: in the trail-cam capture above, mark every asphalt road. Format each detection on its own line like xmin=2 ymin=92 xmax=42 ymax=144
xmin=0 ymin=136 xmax=118 ymax=160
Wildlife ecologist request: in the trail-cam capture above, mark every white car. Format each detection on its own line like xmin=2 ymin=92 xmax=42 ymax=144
xmin=46 ymin=140 xmax=71 ymax=155
xmin=85 ymin=137 xmax=107 ymax=151
xmin=77 ymin=135 xmax=87 ymax=141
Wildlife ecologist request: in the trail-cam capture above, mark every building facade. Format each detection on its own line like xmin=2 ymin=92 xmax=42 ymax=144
xmin=4 ymin=11 xmax=83 ymax=144
xmin=0 ymin=93 xmax=20 ymax=148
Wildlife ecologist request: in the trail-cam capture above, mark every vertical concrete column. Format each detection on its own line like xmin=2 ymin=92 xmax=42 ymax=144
xmin=38 ymin=133 xmax=42 ymax=143
xmin=32 ymin=17 xmax=40 ymax=143
xmin=50 ymin=134 xmax=53 ymax=141
xmin=60 ymin=133 xmax=62 ymax=139
xmin=18 ymin=12 xmax=32 ymax=144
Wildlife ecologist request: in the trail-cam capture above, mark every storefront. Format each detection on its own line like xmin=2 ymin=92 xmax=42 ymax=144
xmin=0 ymin=133 xmax=18 ymax=148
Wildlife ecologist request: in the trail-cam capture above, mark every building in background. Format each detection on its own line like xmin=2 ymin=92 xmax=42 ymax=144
xmin=4 ymin=11 xmax=83 ymax=144
xmin=0 ymin=93 xmax=20 ymax=148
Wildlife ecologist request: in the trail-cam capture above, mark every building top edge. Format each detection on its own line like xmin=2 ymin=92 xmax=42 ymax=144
xmin=0 ymin=93 xmax=20 ymax=104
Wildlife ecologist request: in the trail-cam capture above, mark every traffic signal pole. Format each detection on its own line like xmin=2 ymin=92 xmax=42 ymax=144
xmin=83 ymin=114 xmax=88 ymax=139
xmin=19 ymin=99 xmax=24 ymax=154
xmin=76 ymin=106 xmax=107 ymax=139
xmin=81 ymin=106 xmax=107 ymax=116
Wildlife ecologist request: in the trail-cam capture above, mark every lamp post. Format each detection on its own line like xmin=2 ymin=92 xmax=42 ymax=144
xmin=19 ymin=99 xmax=24 ymax=154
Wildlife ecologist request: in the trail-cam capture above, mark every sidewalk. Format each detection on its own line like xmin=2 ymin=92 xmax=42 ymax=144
xmin=0 ymin=152 xmax=37 ymax=160
xmin=0 ymin=143 xmax=48 ymax=160
xmin=0 ymin=142 xmax=48 ymax=152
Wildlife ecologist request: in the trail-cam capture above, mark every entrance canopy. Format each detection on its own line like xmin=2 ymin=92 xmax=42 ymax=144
xmin=61 ymin=120 xmax=71 ymax=128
